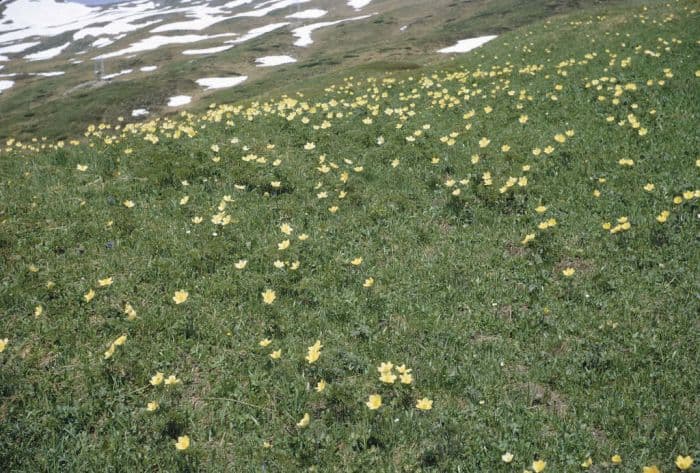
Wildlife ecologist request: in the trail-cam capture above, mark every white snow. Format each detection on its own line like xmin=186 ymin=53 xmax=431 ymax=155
xmin=229 ymin=22 xmax=288 ymax=43
xmin=132 ymin=108 xmax=149 ymax=117
xmin=235 ymin=0 xmax=310 ymax=18
xmin=182 ymin=45 xmax=232 ymax=55
xmin=400 ymin=25 xmax=407 ymax=31
xmin=102 ymin=68 xmax=133 ymax=79
xmin=92 ymin=37 xmax=115 ymax=48
xmin=286 ymin=8 xmax=326 ymax=19
xmin=182 ymin=22 xmax=288 ymax=55
xmin=0 ymin=80 xmax=14 ymax=93
xmin=140 ymin=65 xmax=157 ymax=72
xmin=25 ymin=42 xmax=70 ymax=61
xmin=0 ymin=56 xmax=6 ymax=62
xmin=196 ymin=76 xmax=247 ymax=89
xmin=32 ymin=71 xmax=65 ymax=77
xmin=256 ymin=55 xmax=296 ymax=67
xmin=0 ymin=41 xmax=41 ymax=54
xmin=347 ymin=0 xmax=373 ymax=10
xmin=292 ymin=15 xmax=371 ymax=47
xmin=94 ymin=33 xmax=236 ymax=59
xmin=437 ymin=35 xmax=497 ymax=54
xmin=167 ymin=95 xmax=191 ymax=107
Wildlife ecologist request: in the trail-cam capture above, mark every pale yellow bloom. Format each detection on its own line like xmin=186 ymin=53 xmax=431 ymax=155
xmin=366 ymin=394 xmax=382 ymax=410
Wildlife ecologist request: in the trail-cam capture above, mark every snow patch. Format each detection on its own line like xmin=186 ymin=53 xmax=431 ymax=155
xmin=140 ymin=65 xmax=157 ymax=72
xmin=167 ymin=95 xmax=191 ymax=107
xmin=347 ymin=0 xmax=372 ymax=10
xmin=94 ymin=33 xmax=236 ymax=59
xmin=132 ymin=108 xmax=149 ymax=117
xmin=292 ymin=15 xmax=371 ymax=47
xmin=195 ymin=76 xmax=247 ymax=89
xmin=255 ymin=55 xmax=296 ymax=67
xmin=0 ymin=80 xmax=14 ymax=93
xmin=32 ymin=71 xmax=65 ymax=77
xmin=235 ymin=0 xmax=310 ymax=18
xmin=25 ymin=42 xmax=70 ymax=61
xmin=437 ymin=35 xmax=497 ymax=54
xmin=286 ymin=8 xmax=327 ymax=19
xmin=102 ymin=68 xmax=133 ymax=79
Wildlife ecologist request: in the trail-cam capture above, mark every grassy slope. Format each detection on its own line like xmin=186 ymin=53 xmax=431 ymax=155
xmin=0 ymin=0 xmax=637 ymax=142
xmin=0 ymin=0 xmax=699 ymax=471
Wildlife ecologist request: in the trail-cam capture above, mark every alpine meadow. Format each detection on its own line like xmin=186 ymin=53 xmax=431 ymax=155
xmin=0 ymin=0 xmax=698 ymax=471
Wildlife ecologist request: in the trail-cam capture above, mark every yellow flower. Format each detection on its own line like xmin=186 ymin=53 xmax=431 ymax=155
xmin=519 ymin=115 xmax=528 ymax=124
xmin=501 ymin=144 xmax=511 ymax=152
xmin=305 ymin=340 xmax=323 ymax=364
xmin=399 ymin=372 xmax=413 ymax=384
xmin=416 ymin=398 xmax=433 ymax=410
xmin=535 ymin=205 xmax=547 ymax=214
xmin=501 ymin=452 xmax=514 ymax=463
xmin=479 ymin=137 xmax=490 ymax=148
xmin=642 ymin=466 xmax=660 ymax=473
xmin=562 ymin=268 xmax=575 ymax=277
xmin=191 ymin=216 xmax=203 ymax=224
xmin=146 ymin=401 xmax=159 ymax=412
xmin=379 ymin=371 xmax=397 ymax=383
xmin=673 ymin=196 xmax=683 ymax=204
xmin=296 ymin=413 xmax=310 ymax=427
xmin=315 ymin=380 xmax=327 ymax=392
xmin=150 ymin=372 xmax=164 ymax=386
xmin=554 ymin=134 xmax=566 ymax=143
xmin=611 ymin=455 xmax=622 ymax=465
xmin=269 ymin=349 xmax=282 ymax=359
xmin=643 ymin=183 xmax=655 ymax=192
xmin=532 ymin=460 xmax=546 ymax=472
xmin=0 ymin=338 xmax=7 ymax=352
xmin=363 ymin=277 xmax=374 ymax=288
xmin=98 ymin=277 xmax=113 ymax=287
xmin=656 ymin=211 xmax=670 ymax=223
xmin=113 ymin=335 xmax=127 ymax=346
xmin=581 ymin=457 xmax=592 ymax=468
xmin=675 ymin=456 xmax=693 ymax=471
xmin=234 ymin=259 xmax=248 ymax=269
xmin=378 ymin=361 xmax=394 ymax=373
xmin=175 ymin=435 xmax=190 ymax=451
xmin=280 ymin=223 xmax=293 ymax=235
xmin=391 ymin=159 xmax=400 ymax=168
xmin=351 ymin=257 xmax=363 ymax=266
xmin=76 ymin=164 xmax=88 ymax=172
xmin=544 ymin=145 xmax=554 ymax=154
xmin=304 ymin=142 xmax=315 ymax=150
xmin=172 ymin=290 xmax=189 ymax=304
xmin=123 ymin=200 xmax=135 ymax=208
xmin=277 ymin=240 xmax=290 ymax=250
xmin=34 ymin=305 xmax=43 ymax=317
xmin=259 ymin=338 xmax=272 ymax=347
xmin=366 ymin=394 xmax=382 ymax=410
xmin=104 ymin=344 xmax=115 ymax=359
xmin=164 ymin=375 xmax=180 ymax=386
xmin=124 ymin=303 xmax=137 ymax=320
xmin=298 ymin=233 xmax=309 ymax=241
xmin=262 ymin=289 xmax=276 ymax=305
xmin=179 ymin=196 xmax=189 ymax=205
xmin=521 ymin=233 xmax=535 ymax=245
xmin=84 ymin=288 xmax=96 ymax=302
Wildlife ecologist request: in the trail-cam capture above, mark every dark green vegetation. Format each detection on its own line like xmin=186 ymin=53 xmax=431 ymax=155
xmin=0 ymin=0 xmax=698 ymax=471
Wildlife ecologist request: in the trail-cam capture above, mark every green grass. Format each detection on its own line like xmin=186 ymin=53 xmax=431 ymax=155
xmin=0 ymin=0 xmax=698 ymax=471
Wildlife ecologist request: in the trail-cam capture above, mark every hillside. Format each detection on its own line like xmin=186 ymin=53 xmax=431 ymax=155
xmin=0 ymin=0 xmax=698 ymax=471
xmin=1 ymin=0 xmax=634 ymax=141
